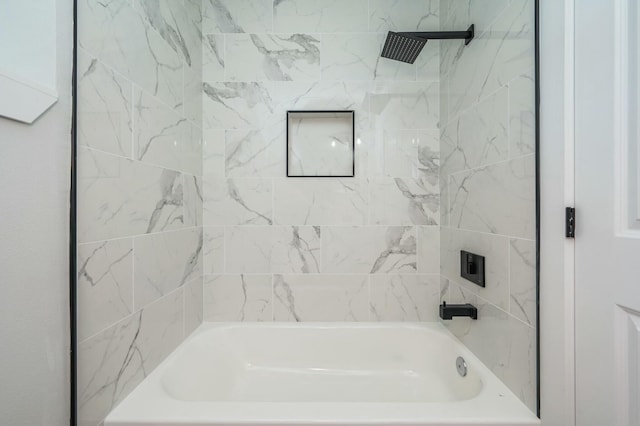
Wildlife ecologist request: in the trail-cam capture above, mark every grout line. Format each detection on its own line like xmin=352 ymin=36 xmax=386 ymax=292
xmin=507 ymin=235 xmax=512 ymax=315
xmin=445 ymin=152 xmax=535 ymax=178
xmin=79 ymin=140 xmax=201 ymax=177
xmin=79 ymin=46 xmax=189 ymax=124
xmin=271 ymin=0 xmax=275 ymax=33
xmin=271 ymin=273 xmax=275 ymax=321
xmin=78 ymin=282 xmax=187 ymax=346
xmin=78 ymin=226 xmax=202 ymax=246
xmin=507 ymin=79 xmax=512 ymax=159
xmin=132 ymin=237 xmax=136 ymax=313
xmin=441 ymin=71 xmax=531 ymax=126
xmin=182 ymin=274 xmax=187 ymax=338
xmin=222 ymin=226 xmax=227 ymax=273
xmin=440 ymin=225 xmax=536 ymax=243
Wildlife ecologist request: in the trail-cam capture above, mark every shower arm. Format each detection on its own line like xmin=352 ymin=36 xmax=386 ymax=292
xmin=402 ymin=24 xmax=475 ymax=45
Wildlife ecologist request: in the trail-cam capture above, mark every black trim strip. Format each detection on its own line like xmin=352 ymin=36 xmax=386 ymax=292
xmin=534 ymin=0 xmax=541 ymax=418
xmin=70 ymin=0 xmax=78 ymax=424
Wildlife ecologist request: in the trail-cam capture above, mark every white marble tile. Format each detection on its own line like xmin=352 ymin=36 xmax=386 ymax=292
xmin=203 ymin=226 xmax=225 ymax=274
xmin=224 ymin=226 xmax=273 ymax=273
xmin=439 ymin=72 xmax=450 ymax=126
xmin=368 ymin=129 xmax=439 ymax=179
xmin=444 ymin=281 xmax=536 ymax=413
xmin=370 ymin=274 xmax=440 ymax=321
xmin=374 ymin=129 xmax=421 ymax=178
xmin=183 ymin=0 xmax=204 ymax=70
xmin=441 ymin=86 xmax=508 ymax=175
xmin=79 ymin=0 xmax=184 ymax=109
xmin=369 ymin=0 xmax=439 ymax=32
xmin=226 ymin=129 xmax=284 ymax=177
xmin=202 ymin=0 xmax=273 ymax=33
xmin=439 ymin=173 xmax=450 ymax=226
xmin=267 ymin=81 xmax=372 ymax=116
xmin=203 ymin=274 xmax=273 ymax=321
xmin=273 ymin=274 xmax=368 ymax=321
xmin=203 ymin=129 xmax=225 ymax=177
xmin=77 ymin=148 xmax=186 ymax=242
xmin=272 ymin=226 xmax=322 ymax=273
xmin=449 ymin=155 xmax=536 ymax=239
xmin=184 ymin=276 xmax=203 ymax=336
xmin=369 ymin=178 xmax=439 ymax=225
xmin=322 ymin=33 xmax=416 ymax=81
xmin=509 ymin=238 xmax=536 ymax=327
xmin=187 ymin=123 xmax=204 ymax=174
xmin=225 ymin=33 xmax=321 ymax=81
xmin=203 ymin=177 xmax=272 ymax=225
xmin=440 ymin=0 xmax=511 ymax=37
xmin=265 ymin=81 xmax=372 ymax=148
xmin=440 ymin=227 xmax=510 ymax=310
xmin=273 ymin=179 xmax=367 ymax=225
xmin=417 ymin=226 xmax=439 ymax=273
xmin=77 ymin=239 xmax=133 ymax=342
xmin=203 ymin=34 xmax=225 ymax=82
xmin=440 ymin=277 xmax=477 ymax=336
xmin=202 ymin=82 xmax=273 ymax=129
xmin=183 ymin=174 xmax=203 ymax=227
xmin=447 ymin=0 xmax=534 ymax=117
xmin=439 ymin=275 xmax=450 ymax=303
xmin=125 ymin=163 xmax=185 ymax=236
xmin=273 ymin=0 xmax=368 ymax=33
xmin=509 ymin=75 xmax=536 ymax=158
xmin=184 ymin=66 xmax=203 ymax=127
xmin=133 ymin=228 xmax=203 ymax=309
xmin=134 ymin=89 xmax=201 ymax=175
xmin=323 ymin=226 xmax=417 ymax=273
xmin=418 ymin=129 xmax=440 ymax=180
xmin=133 ymin=0 xmax=201 ymax=69
xmin=78 ymin=290 xmax=183 ymax=426
xmin=416 ymin=42 xmax=440 ymax=82
xmin=439 ymin=9 xmax=473 ymax=76
xmin=77 ymin=51 xmax=133 ymax=158
xmin=371 ymin=81 xmax=439 ymax=129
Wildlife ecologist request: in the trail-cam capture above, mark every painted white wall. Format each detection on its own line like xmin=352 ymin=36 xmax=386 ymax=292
xmin=540 ymin=0 xmax=576 ymax=425
xmin=0 ymin=0 xmax=57 ymax=88
xmin=0 ymin=0 xmax=59 ymax=123
xmin=0 ymin=0 xmax=72 ymax=424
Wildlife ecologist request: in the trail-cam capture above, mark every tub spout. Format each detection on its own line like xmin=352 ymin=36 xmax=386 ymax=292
xmin=439 ymin=302 xmax=478 ymax=320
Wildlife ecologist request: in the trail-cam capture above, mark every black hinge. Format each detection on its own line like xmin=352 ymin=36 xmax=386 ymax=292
xmin=566 ymin=207 xmax=575 ymax=238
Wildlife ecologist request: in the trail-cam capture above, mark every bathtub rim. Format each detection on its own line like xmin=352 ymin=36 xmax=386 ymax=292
xmin=105 ymin=321 xmax=540 ymax=426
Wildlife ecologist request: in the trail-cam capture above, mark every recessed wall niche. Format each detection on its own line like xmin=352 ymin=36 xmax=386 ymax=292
xmin=286 ymin=110 xmax=355 ymax=177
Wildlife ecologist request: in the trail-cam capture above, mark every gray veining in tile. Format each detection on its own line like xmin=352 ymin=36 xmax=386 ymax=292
xmin=273 ymin=274 xmax=369 ymax=321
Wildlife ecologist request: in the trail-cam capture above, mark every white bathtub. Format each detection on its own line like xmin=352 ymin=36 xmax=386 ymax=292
xmin=105 ymin=322 xmax=539 ymax=426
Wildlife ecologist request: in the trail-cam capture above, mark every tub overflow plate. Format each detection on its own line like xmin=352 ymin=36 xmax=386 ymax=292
xmin=456 ymin=356 xmax=467 ymax=377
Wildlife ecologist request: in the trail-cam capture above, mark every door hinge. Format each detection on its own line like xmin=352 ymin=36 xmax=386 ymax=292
xmin=566 ymin=207 xmax=575 ymax=238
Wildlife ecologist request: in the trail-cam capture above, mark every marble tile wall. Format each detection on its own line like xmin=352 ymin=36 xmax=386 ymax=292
xmin=201 ymin=0 xmax=442 ymax=323
xmin=76 ymin=0 xmax=203 ymax=425
xmin=438 ymin=0 xmax=537 ymax=413
xmin=74 ymin=0 xmax=536 ymax=421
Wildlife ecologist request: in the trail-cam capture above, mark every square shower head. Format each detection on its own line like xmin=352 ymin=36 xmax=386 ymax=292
xmin=381 ymin=31 xmax=427 ymax=64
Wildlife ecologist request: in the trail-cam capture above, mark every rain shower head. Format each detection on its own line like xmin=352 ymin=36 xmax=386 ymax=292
xmin=381 ymin=32 xmax=428 ymax=64
xmin=381 ymin=25 xmax=475 ymax=64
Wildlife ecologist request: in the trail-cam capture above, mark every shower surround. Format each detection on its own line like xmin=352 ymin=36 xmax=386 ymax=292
xmin=76 ymin=1 xmax=204 ymax=425
xmin=439 ymin=0 xmax=537 ymax=412
xmin=201 ymin=0 xmax=442 ymax=323
xmin=75 ymin=0 xmax=537 ymax=424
